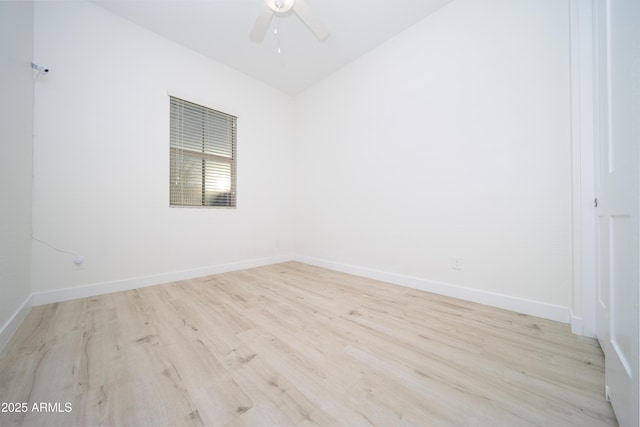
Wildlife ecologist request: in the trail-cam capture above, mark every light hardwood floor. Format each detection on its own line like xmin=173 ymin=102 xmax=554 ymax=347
xmin=0 ymin=262 xmax=617 ymax=426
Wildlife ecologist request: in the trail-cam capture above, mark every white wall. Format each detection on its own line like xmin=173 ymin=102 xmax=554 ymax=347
xmin=23 ymin=0 xmax=575 ymax=325
xmin=0 ymin=1 xmax=34 ymax=347
xmin=294 ymin=0 xmax=573 ymax=315
xmin=31 ymin=1 xmax=295 ymax=298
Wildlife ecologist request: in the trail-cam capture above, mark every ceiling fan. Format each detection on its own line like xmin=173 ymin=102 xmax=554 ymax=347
xmin=250 ymin=0 xmax=329 ymax=42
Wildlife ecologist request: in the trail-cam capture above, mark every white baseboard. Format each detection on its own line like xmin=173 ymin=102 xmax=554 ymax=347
xmin=0 ymin=293 xmax=33 ymax=352
xmin=32 ymin=254 xmax=295 ymax=306
xmin=295 ymin=255 xmax=572 ymax=324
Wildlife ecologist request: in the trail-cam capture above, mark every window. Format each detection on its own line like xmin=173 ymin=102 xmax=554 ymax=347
xmin=169 ymin=96 xmax=237 ymax=207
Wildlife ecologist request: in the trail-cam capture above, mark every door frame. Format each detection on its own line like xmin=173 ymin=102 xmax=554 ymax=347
xmin=569 ymin=0 xmax=597 ymax=338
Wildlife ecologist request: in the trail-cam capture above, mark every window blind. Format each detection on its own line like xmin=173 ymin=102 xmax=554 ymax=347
xmin=170 ymin=96 xmax=237 ymax=207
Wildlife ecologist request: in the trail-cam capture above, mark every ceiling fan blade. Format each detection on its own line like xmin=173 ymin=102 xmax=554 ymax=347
xmin=250 ymin=4 xmax=274 ymax=42
xmin=293 ymin=0 xmax=329 ymax=41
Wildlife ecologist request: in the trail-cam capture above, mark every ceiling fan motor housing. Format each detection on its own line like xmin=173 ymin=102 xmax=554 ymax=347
xmin=265 ymin=0 xmax=295 ymax=13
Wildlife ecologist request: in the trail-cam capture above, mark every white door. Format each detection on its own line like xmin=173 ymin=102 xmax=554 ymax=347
xmin=593 ymin=0 xmax=639 ymax=426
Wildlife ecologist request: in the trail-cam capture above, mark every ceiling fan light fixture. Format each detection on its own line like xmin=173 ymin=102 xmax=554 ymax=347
xmin=251 ymin=0 xmax=329 ymax=43
xmin=265 ymin=0 xmax=295 ymax=14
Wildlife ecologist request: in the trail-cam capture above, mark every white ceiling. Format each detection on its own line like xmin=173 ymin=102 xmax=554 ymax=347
xmin=92 ymin=0 xmax=452 ymax=95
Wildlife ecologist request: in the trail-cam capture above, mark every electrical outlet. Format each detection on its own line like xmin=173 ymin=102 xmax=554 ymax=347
xmin=452 ymin=256 xmax=463 ymax=270
xmin=72 ymin=255 xmax=84 ymax=270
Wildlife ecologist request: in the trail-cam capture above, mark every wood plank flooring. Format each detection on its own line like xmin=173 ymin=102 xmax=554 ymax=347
xmin=0 ymin=262 xmax=617 ymax=426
